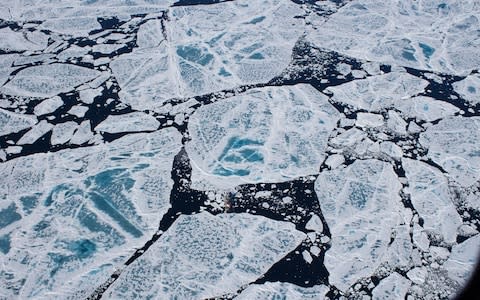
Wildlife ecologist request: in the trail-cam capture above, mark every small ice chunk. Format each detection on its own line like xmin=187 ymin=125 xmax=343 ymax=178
xmin=407 ymin=267 xmax=427 ymax=285
xmin=17 ymin=120 xmax=53 ymax=145
xmin=137 ymin=19 xmax=164 ymax=49
xmin=34 ymin=96 xmax=63 ymax=116
xmin=325 ymin=154 xmax=345 ymax=169
xmin=79 ymin=87 xmax=103 ymax=104
xmin=372 ymin=272 xmax=411 ymax=300
xmin=380 ymin=142 xmax=403 ymax=159
xmin=429 ymin=246 xmax=450 ymax=262
xmin=68 ymin=105 xmax=89 ymax=118
xmin=310 ymin=245 xmax=321 ymax=257
xmin=412 ymin=223 xmax=430 ymax=252
xmin=303 ymin=250 xmax=313 ymax=264
xmin=305 ymin=214 xmax=323 ymax=233
xmin=387 ymin=110 xmax=407 ymax=135
xmin=356 ymin=113 xmax=384 ymax=128
xmin=95 ymin=112 xmax=160 ymax=134
xmin=0 ymin=27 xmax=48 ymax=52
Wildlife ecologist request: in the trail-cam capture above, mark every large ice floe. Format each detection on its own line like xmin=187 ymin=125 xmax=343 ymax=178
xmin=104 ymin=212 xmax=305 ymax=299
xmin=0 ymin=128 xmax=181 ymax=299
xmin=315 ymin=159 xmax=404 ymax=292
xmin=186 ymin=84 xmax=340 ymax=190
xmin=307 ymin=0 xmax=480 ymax=75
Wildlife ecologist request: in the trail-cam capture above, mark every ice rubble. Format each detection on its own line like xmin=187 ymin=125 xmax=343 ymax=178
xmin=315 ymin=159 xmax=404 ymax=292
xmin=307 ymin=0 xmax=480 ymax=75
xmin=326 ymin=72 xmax=428 ymax=111
xmin=0 ymin=128 xmax=182 ymax=299
xmin=403 ymin=159 xmax=462 ymax=243
xmin=419 ymin=116 xmax=480 ymax=187
xmin=186 ymin=84 xmax=340 ymax=190
xmin=236 ymin=282 xmax=329 ymax=300
xmin=1 ymin=63 xmax=102 ymax=98
xmin=396 ymin=96 xmax=459 ymax=122
xmin=105 ymin=212 xmax=305 ymax=299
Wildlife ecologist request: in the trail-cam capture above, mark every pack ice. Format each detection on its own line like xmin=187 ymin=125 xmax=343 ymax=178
xmin=308 ymin=0 xmax=480 ymax=75
xmin=0 ymin=128 xmax=181 ymax=299
xmin=104 ymin=212 xmax=305 ymax=299
xmin=186 ymin=84 xmax=340 ymax=190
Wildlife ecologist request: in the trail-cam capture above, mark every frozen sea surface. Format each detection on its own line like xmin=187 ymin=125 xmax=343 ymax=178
xmin=0 ymin=0 xmax=479 ymax=299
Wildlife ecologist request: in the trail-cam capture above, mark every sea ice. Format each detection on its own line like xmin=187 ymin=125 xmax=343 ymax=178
xmin=105 ymin=212 xmax=305 ymax=299
xmin=94 ymin=112 xmax=160 ymax=134
xmin=307 ymin=0 xmax=480 ymax=75
xmin=0 ymin=128 xmax=182 ymax=299
xmin=51 ymin=122 xmax=79 ymax=145
xmin=315 ymin=159 xmax=404 ymax=291
xmin=17 ymin=120 xmax=53 ymax=145
xmin=396 ymin=96 xmax=459 ymax=122
xmin=186 ymin=84 xmax=340 ymax=190
xmin=453 ymin=74 xmax=480 ymax=105
xmin=443 ymin=234 xmax=480 ymax=286
xmin=34 ymin=96 xmax=64 ymax=116
xmin=403 ymin=158 xmax=462 ymax=243
xmin=0 ymin=108 xmax=37 ymax=136
xmin=327 ymin=72 xmax=428 ymax=111
xmin=0 ymin=27 xmax=48 ymax=52
xmin=419 ymin=116 xmax=480 ymax=187
xmin=372 ymin=272 xmax=411 ymax=300
xmin=236 ymin=282 xmax=329 ymax=300
xmin=1 ymin=63 xmax=102 ymax=98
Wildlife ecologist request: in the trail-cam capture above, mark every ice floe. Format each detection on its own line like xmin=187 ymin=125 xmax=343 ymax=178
xmin=315 ymin=159 xmax=404 ymax=291
xmin=1 ymin=63 xmax=102 ymax=98
xmin=105 ymin=212 xmax=305 ymax=299
xmin=443 ymin=234 xmax=480 ymax=285
xmin=419 ymin=116 xmax=480 ymax=187
xmin=308 ymin=0 xmax=480 ymax=75
xmin=186 ymin=84 xmax=340 ymax=190
xmin=94 ymin=112 xmax=160 ymax=134
xmin=236 ymin=282 xmax=329 ymax=300
xmin=0 ymin=128 xmax=182 ymax=299
xmin=0 ymin=108 xmax=37 ymax=136
xmin=372 ymin=272 xmax=411 ymax=300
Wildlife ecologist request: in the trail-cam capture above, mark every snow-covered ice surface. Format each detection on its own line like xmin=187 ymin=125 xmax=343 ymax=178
xmin=0 ymin=0 xmax=479 ymax=299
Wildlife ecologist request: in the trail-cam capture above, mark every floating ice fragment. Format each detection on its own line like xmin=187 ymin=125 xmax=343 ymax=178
xmin=0 ymin=108 xmax=37 ymax=136
xmin=453 ymin=74 xmax=480 ymax=105
xmin=0 ymin=27 xmax=48 ymax=52
xmin=51 ymin=122 xmax=78 ymax=145
xmin=397 ymin=96 xmax=459 ymax=122
xmin=94 ymin=112 xmax=160 ymax=134
xmin=372 ymin=272 xmax=411 ymax=300
xmin=315 ymin=159 xmax=403 ymax=291
xmin=34 ymin=96 xmax=64 ymax=116
xmin=443 ymin=234 xmax=480 ymax=285
xmin=105 ymin=212 xmax=305 ymax=299
xmin=187 ymin=84 xmax=340 ymax=190
xmin=237 ymin=282 xmax=329 ymax=300
xmin=17 ymin=120 xmax=53 ymax=145
xmin=419 ymin=116 xmax=480 ymax=187
xmin=1 ymin=64 xmax=102 ymax=98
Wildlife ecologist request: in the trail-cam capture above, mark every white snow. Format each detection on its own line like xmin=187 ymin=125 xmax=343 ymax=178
xmin=105 ymin=212 xmax=305 ymax=299
xmin=186 ymin=84 xmax=340 ymax=190
xmin=94 ymin=112 xmax=160 ymax=134
xmin=315 ymin=159 xmax=404 ymax=292
xmin=237 ymin=282 xmax=329 ymax=300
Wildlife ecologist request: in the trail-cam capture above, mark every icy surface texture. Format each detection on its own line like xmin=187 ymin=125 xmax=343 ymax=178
xmin=1 ymin=64 xmax=102 ymax=98
xmin=443 ymin=234 xmax=480 ymax=285
xmin=453 ymin=74 xmax=480 ymax=105
xmin=403 ymin=159 xmax=462 ymax=243
xmin=419 ymin=116 xmax=480 ymax=187
xmin=187 ymin=84 xmax=340 ymax=190
xmin=236 ymin=282 xmax=329 ymax=300
xmin=372 ymin=272 xmax=411 ymax=300
xmin=0 ymin=128 xmax=181 ymax=298
xmin=315 ymin=159 xmax=404 ymax=292
xmin=327 ymin=71 xmax=428 ymax=111
xmin=105 ymin=212 xmax=305 ymax=299
xmin=308 ymin=0 xmax=480 ymax=75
